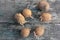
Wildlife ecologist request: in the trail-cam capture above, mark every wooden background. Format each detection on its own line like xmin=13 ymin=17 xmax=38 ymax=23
xmin=0 ymin=0 xmax=60 ymax=40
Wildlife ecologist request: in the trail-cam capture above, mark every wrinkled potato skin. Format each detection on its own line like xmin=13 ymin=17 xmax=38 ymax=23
xmin=15 ymin=13 xmax=26 ymax=25
xmin=40 ymin=13 xmax=52 ymax=22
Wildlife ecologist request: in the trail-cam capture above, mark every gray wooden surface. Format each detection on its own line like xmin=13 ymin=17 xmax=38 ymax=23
xmin=0 ymin=0 xmax=60 ymax=40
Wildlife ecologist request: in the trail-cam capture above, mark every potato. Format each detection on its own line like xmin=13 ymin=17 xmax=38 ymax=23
xmin=21 ymin=27 xmax=31 ymax=37
xmin=40 ymin=12 xmax=52 ymax=22
xmin=37 ymin=1 xmax=50 ymax=11
xmin=15 ymin=13 xmax=26 ymax=25
xmin=22 ymin=8 xmax=33 ymax=18
xmin=34 ymin=26 xmax=45 ymax=37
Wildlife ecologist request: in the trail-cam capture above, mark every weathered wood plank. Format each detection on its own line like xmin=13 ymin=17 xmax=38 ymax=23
xmin=0 ymin=0 xmax=60 ymax=40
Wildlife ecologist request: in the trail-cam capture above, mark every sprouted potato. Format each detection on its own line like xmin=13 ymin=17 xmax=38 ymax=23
xmin=22 ymin=8 xmax=33 ymax=18
xmin=34 ymin=26 xmax=45 ymax=37
xmin=15 ymin=13 xmax=27 ymax=25
xmin=40 ymin=12 xmax=52 ymax=22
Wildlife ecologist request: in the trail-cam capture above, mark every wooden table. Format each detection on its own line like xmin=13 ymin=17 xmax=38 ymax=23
xmin=0 ymin=0 xmax=60 ymax=40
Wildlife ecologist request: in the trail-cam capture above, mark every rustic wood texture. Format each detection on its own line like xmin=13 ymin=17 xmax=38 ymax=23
xmin=0 ymin=0 xmax=60 ymax=40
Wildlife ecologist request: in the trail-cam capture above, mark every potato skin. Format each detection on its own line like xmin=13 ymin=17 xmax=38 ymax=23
xmin=40 ymin=12 xmax=52 ymax=22
xmin=37 ymin=1 xmax=50 ymax=11
xmin=22 ymin=8 xmax=32 ymax=18
xmin=15 ymin=13 xmax=26 ymax=25
xmin=34 ymin=26 xmax=45 ymax=37
xmin=21 ymin=28 xmax=31 ymax=37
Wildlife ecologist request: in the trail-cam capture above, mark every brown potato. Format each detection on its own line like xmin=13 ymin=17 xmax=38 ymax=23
xmin=15 ymin=13 xmax=26 ymax=25
xmin=34 ymin=26 xmax=45 ymax=37
xmin=40 ymin=12 xmax=52 ymax=22
xmin=37 ymin=1 xmax=50 ymax=11
xmin=21 ymin=27 xmax=31 ymax=37
xmin=22 ymin=8 xmax=33 ymax=18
